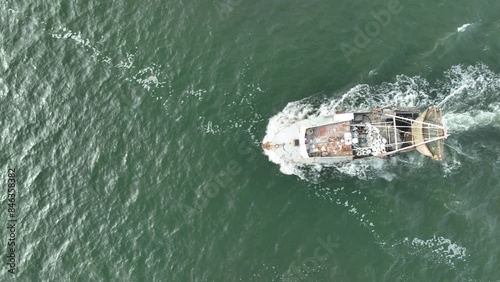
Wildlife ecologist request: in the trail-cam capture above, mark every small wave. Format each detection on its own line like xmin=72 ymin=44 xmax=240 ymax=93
xmin=187 ymin=89 xmax=208 ymax=101
xmin=198 ymin=117 xmax=221 ymax=134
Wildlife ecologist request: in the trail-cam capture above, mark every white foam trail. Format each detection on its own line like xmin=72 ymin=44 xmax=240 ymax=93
xmin=0 ymin=79 xmax=7 ymax=100
xmin=444 ymin=104 xmax=500 ymax=132
xmin=442 ymin=158 xmax=462 ymax=177
xmin=0 ymin=47 xmax=8 ymax=71
xmin=457 ymin=23 xmax=472 ymax=33
xmin=437 ymin=83 xmax=468 ymax=107
xmin=263 ymin=63 xmax=500 ymax=180
xmin=437 ymin=64 xmax=500 ymax=110
xmin=404 ymin=236 xmax=467 ymax=265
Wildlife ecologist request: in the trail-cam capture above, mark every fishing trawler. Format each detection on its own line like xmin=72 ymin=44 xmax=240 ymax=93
xmin=262 ymin=106 xmax=448 ymax=164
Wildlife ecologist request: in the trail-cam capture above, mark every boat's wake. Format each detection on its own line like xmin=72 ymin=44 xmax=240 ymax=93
xmin=264 ymin=64 xmax=499 ymax=272
xmin=264 ymin=63 xmax=500 ymax=180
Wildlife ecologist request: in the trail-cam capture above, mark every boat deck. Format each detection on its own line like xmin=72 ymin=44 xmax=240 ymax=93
xmin=305 ymin=122 xmax=353 ymax=157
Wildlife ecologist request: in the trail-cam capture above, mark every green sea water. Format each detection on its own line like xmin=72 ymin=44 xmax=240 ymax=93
xmin=1 ymin=0 xmax=500 ymax=281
